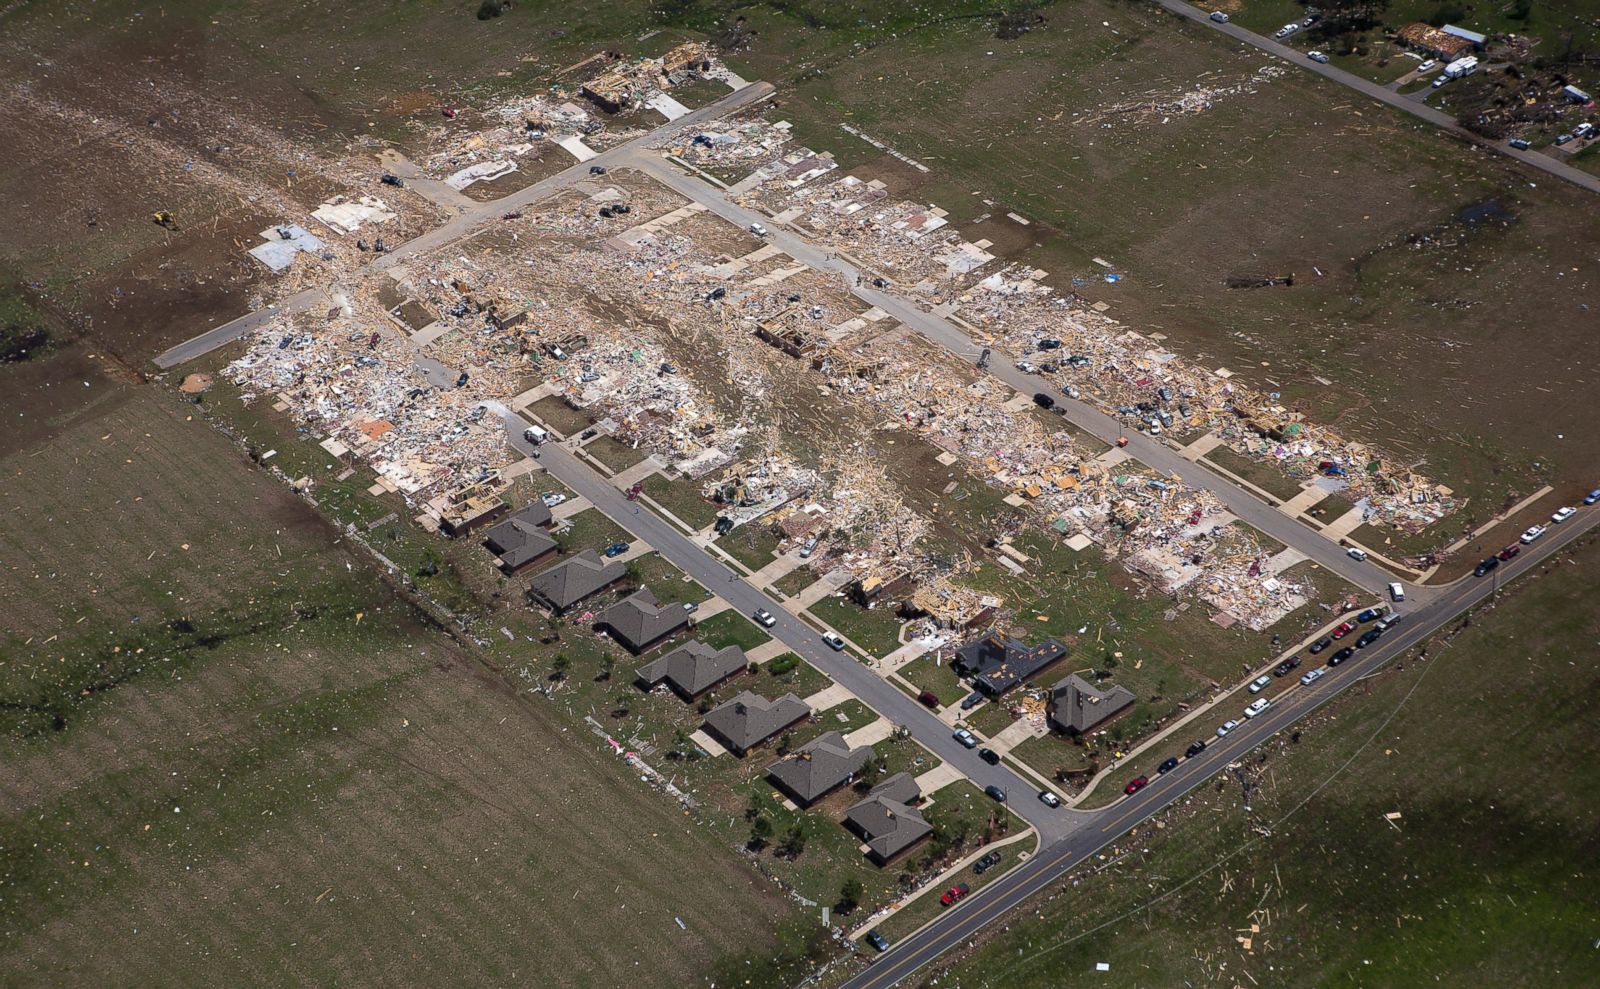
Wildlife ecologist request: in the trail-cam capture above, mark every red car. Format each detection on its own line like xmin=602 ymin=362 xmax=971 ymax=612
xmin=940 ymin=883 xmax=970 ymax=906
xmin=1497 ymin=545 xmax=1520 ymax=561
xmin=1124 ymin=776 xmax=1149 ymax=795
xmin=626 ymin=483 xmax=643 ymax=501
xmin=1331 ymin=621 xmax=1357 ymax=639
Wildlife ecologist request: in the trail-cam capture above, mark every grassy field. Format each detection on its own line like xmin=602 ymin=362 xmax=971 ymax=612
xmin=898 ymin=534 xmax=1600 ymax=989
xmin=641 ymin=474 xmax=722 ymax=531
xmin=0 ymin=383 xmax=796 ymax=987
xmin=899 ymin=655 xmax=969 ymax=707
xmin=808 ymin=594 xmax=907 ymax=658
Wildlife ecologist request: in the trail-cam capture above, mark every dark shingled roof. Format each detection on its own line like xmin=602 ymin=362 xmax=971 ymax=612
xmin=482 ymin=505 xmax=558 ymax=572
xmin=953 ymin=633 xmax=1068 ymax=697
xmin=596 ymin=587 xmax=690 ymax=653
xmin=702 ymin=691 xmax=810 ymax=756
xmin=1047 ymin=674 xmax=1136 ymax=736
xmin=765 ymin=731 xmax=871 ymax=805
xmin=528 ymin=549 xmax=626 ymax=612
xmin=636 ymin=640 xmax=747 ymax=700
xmin=844 ymin=774 xmax=930 ymax=864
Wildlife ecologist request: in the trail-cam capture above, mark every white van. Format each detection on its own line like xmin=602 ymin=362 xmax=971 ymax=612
xmin=1388 ymin=582 xmax=1405 ymax=602
xmin=523 ymin=425 xmax=549 ymax=446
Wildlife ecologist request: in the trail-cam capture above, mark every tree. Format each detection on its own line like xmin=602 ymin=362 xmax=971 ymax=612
xmin=477 ymin=0 xmax=504 ymax=20
xmin=596 ymin=656 xmax=614 ymax=682
xmin=778 ymin=823 xmax=807 ymax=859
xmin=747 ymin=814 xmax=773 ymax=851
xmin=837 ymin=877 xmax=864 ymax=913
xmin=550 ymin=654 xmax=570 ymax=682
xmin=777 ymin=731 xmax=795 ymax=756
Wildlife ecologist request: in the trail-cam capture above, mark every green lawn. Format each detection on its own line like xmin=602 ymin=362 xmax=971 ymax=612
xmin=965 ymin=698 xmax=1021 ymax=740
xmin=1203 ymin=444 xmax=1307 ymax=502
xmin=584 ymin=434 xmax=649 ymax=474
xmin=641 ymin=474 xmax=721 ymax=531
xmin=690 ymin=609 xmax=772 ymax=654
xmin=807 ymin=595 xmax=906 ymax=658
xmin=715 ymin=524 xmax=783 ymax=573
xmin=751 ymin=654 xmax=831 ymax=701
xmin=627 ymin=553 xmax=709 ymax=606
xmin=771 ymin=564 xmax=819 ymax=598
xmin=554 ymin=507 xmax=633 ymax=555
xmin=530 ymin=395 xmax=595 ymax=438
xmin=898 ymin=655 xmax=968 ymax=707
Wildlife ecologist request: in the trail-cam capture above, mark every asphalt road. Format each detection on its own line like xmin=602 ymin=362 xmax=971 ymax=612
xmin=500 ymin=418 xmax=1071 ymax=840
xmin=836 ymin=508 xmax=1599 ymax=989
xmin=620 ymin=150 xmax=1418 ymax=600
xmin=152 ymin=82 xmax=776 ymax=369
xmin=1154 ymin=0 xmax=1600 ymax=198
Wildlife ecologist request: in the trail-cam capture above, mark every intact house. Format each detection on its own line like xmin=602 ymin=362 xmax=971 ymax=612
xmin=481 ymin=503 xmax=556 ymax=575
xmin=595 ymin=587 xmax=690 ymax=654
xmin=844 ymin=773 xmax=931 ymax=865
xmin=952 ymin=634 xmax=1069 ymax=697
xmin=527 ymin=549 xmax=626 ymax=615
xmin=1047 ymin=674 xmax=1136 ymax=737
xmin=765 ymin=731 xmax=872 ymax=807
xmin=635 ymin=641 xmax=748 ymax=701
xmin=702 ymin=691 xmax=810 ymax=757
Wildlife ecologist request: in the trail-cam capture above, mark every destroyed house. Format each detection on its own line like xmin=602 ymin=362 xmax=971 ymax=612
xmin=848 ymin=569 xmax=914 ymax=607
xmin=844 ymin=774 xmax=931 ymax=865
xmin=702 ymin=691 xmax=810 ymax=757
xmin=661 ymin=43 xmax=712 ymax=80
xmin=765 ymin=731 xmax=871 ymax=806
xmin=905 ymin=583 xmax=999 ymax=631
xmin=482 ymin=504 xmax=556 ymax=574
xmin=440 ymin=495 xmax=508 ymax=537
xmin=596 ymin=588 xmax=689 ymax=654
xmin=1047 ymin=674 xmax=1136 ymax=737
xmin=953 ymin=634 xmax=1068 ymax=697
xmin=580 ymin=71 xmax=631 ymax=112
xmin=1396 ymin=22 xmax=1473 ymax=60
xmin=635 ymin=641 xmax=748 ymax=701
xmin=527 ymin=550 xmax=626 ymax=614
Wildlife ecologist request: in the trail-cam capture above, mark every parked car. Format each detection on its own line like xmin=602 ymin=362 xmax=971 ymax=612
xmin=682 ymin=601 xmax=699 ymax=613
xmin=1124 ymin=776 xmax=1150 ymax=795
xmin=1308 ymin=50 xmax=1330 ymax=63
xmin=1356 ymin=629 xmax=1382 ymax=649
xmin=953 ymin=728 xmax=979 ymax=749
xmin=1209 ymin=10 xmax=1229 ymax=22
xmin=1584 ymin=488 xmax=1600 ymax=506
xmin=625 ymin=482 xmax=643 ymax=501
xmin=1033 ymin=393 xmax=1056 ymax=410
xmin=1329 ymin=646 xmax=1356 ymax=666
xmin=753 ymin=608 xmax=777 ymax=628
xmin=749 ymin=222 xmax=769 ymax=236
xmin=940 ymin=883 xmax=970 ymax=906
xmin=799 ymin=535 xmax=819 ymax=558
xmin=978 ymin=747 xmax=1001 ymax=765
xmin=984 ymin=784 xmax=1007 ymax=803
xmin=1432 ymin=74 xmax=1451 ymax=89
xmin=1157 ymin=757 xmax=1180 ymax=775
xmin=1275 ymin=24 xmax=1297 ymax=38
xmin=1331 ymin=621 xmax=1356 ymax=639
xmin=1216 ymin=720 xmax=1240 ymax=738
xmin=589 ymin=165 xmax=607 ymax=175
xmin=1244 ymin=698 xmax=1272 ymax=718
xmin=1356 ymin=608 xmax=1383 ymax=623
xmin=1247 ymin=674 xmax=1273 ymax=694
xmin=1389 ymin=582 xmax=1406 ymax=602
xmin=1301 ymin=667 xmax=1328 ymax=685
xmin=1308 ymin=636 xmax=1333 ymax=654
xmin=1497 ymin=545 xmax=1521 ymax=561
xmin=821 ymin=631 xmax=846 ymax=651
xmin=1418 ymin=59 xmax=1437 ymax=72
xmin=1038 ymin=789 xmax=1062 ymax=808
xmin=1346 ymin=547 xmax=1368 ymax=561
xmin=1274 ymin=656 xmax=1302 ymax=677
xmin=603 ymin=541 xmax=630 ymax=558
xmin=1474 ymin=557 xmax=1500 ymax=577
xmin=1520 ymin=524 xmax=1547 ymax=544
xmin=1509 ymin=137 xmax=1531 ymax=150
xmin=974 ymin=851 xmax=1004 ymax=874
xmin=1376 ymin=614 xmax=1403 ymax=632
xmin=865 ymin=930 xmax=890 ymax=952
xmin=918 ymin=690 xmax=941 ymax=708
xmin=1555 ymin=133 xmax=1574 ymax=146
xmin=960 ymin=691 xmax=985 ymax=711
xmin=1552 ymin=506 xmax=1576 ymax=524
xmin=541 ymin=492 xmax=567 ymax=508
xmin=1185 ymin=739 xmax=1208 ymax=758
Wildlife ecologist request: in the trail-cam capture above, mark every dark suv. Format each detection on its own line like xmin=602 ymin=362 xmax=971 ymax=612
xmin=1273 ymin=656 xmax=1302 ymax=677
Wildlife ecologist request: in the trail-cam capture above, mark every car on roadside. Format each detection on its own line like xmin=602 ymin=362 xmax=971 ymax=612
xmin=865 ymin=930 xmax=890 ymax=953
xmin=1331 ymin=621 xmax=1357 ymax=639
xmin=1328 ymin=646 xmax=1355 ymax=666
xmin=960 ymin=691 xmax=985 ymax=711
xmin=974 ymin=850 xmax=1004 ymax=874
xmin=918 ymin=690 xmax=941 ymax=708
xmin=1498 ymin=545 xmax=1521 ymax=561
xmin=1308 ymin=636 xmax=1333 ymax=654
xmin=603 ymin=541 xmax=630 ymax=558
xmin=1244 ymin=698 xmax=1272 ymax=718
xmin=1274 ymin=656 xmax=1302 ymax=677
xmin=1033 ymin=392 xmax=1056 ymax=410
xmin=1124 ymin=776 xmax=1150 ymax=795
xmin=1389 ymin=582 xmax=1406 ymax=602
xmin=1356 ymin=628 xmax=1382 ymax=649
xmin=1301 ymin=667 xmax=1328 ymax=685
xmin=1157 ymin=757 xmax=1180 ymax=775
xmin=1584 ymin=488 xmax=1600 ymax=505
xmin=1356 ymin=608 xmax=1384 ymax=623
xmin=1185 ymin=740 xmax=1208 ymax=758
xmin=1555 ymin=133 xmax=1574 ymax=146
xmin=1474 ymin=557 xmax=1500 ymax=577
xmin=1509 ymin=137 xmax=1531 ymax=150
xmin=821 ymin=630 xmax=847 ymax=651
xmin=1521 ymin=524 xmax=1547 ymax=544
xmin=984 ymin=784 xmax=1007 ymax=803
xmin=979 ymin=747 xmax=1001 ymax=766
xmin=1209 ymin=10 xmax=1229 ymax=22
xmin=1217 ymin=720 xmax=1240 ymax=738
xmin=1376 ymin=614 xmax=1402 ymax=632
xmin=589 ymin=165 xmax=607 ymax=175
xmin=1275 ymin=23 xmax=1297 ymax=39
xmin=953 ymin=728 xmax=979 ymax=749
xmin=749 ymin=222 xmax=769 ymax=236
xmin=1248 ymin=674 xmax=1273 ymax=694
xmin=1039 ymin=789 xmax=1062 ymax=808
xmin=753 ymin=608 xmax=777 ymax=628
xmin=1552 ymin=506 xmax=1576 ymax=524
xmin=1308 ymin=50 xmax=1330 ymax=63
xmin=940 ymin=883 xmax=970 ymax=906
xmin=1346 ymin=547 xmax=1368 ymax=561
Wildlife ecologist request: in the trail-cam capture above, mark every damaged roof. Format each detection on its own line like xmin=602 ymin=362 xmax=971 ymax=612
xmin=482 ymin=504 xmax=557 ymax=571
